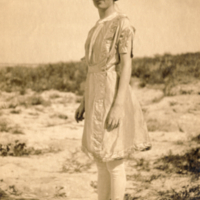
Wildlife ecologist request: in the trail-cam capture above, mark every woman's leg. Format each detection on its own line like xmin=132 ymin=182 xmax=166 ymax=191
xmin=106 ymin=159 xmax=126 ymax=200
xmin=96 ymin=160 xmax=111 ymax=200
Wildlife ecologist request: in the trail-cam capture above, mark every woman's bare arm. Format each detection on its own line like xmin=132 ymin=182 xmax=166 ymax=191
xmin=106 ymin=38 xmax=132 ymax=131
xmin=114 ymin=50 xmax=132 ymax=106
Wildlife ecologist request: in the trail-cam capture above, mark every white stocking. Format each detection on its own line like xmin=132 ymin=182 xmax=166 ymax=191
xmin=96 ymin=159 xmax=126 ymax=200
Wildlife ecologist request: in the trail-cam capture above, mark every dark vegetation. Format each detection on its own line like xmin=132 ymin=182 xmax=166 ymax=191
xmin=0 ymin=140 xmax=61 ymax=157
xmin=125 ymin=135 xmax=200 ymax=200
xmin=0 ymin=52 xmax=199 ymax=96
xmin=0 ymin=187 xmax=39 ymax=200
xmin=0 ymin=61 xmax=87 ymax=95
xmin=132 ymin=52 xmax=200 ymax=95
xmin=132 ymin=52 xmax=200 ymax=83
xmin=62 ymin=148 xmax=94 ymax=173
xmin=154 ymin=147 xmax=200 ymax=178
xmin=158 ymin=185 xmax=200 ymax=200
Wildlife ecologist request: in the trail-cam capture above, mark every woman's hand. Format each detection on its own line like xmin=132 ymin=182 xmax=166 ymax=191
xmin=106 ymin=104 xmax=124 ymax=132
xmin=75 ymin=99 xmax=85 ymax=123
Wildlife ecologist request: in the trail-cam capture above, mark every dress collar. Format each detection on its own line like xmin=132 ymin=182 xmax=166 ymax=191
xmin=96 ymin=12 xmax=118 ymax=25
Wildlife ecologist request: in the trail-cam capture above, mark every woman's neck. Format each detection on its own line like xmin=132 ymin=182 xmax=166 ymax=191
xmin=98 ymin=5 xmax=116 ymax=19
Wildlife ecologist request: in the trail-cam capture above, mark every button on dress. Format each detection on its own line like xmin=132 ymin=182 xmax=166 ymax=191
xmin=81 ymin=12 xmax=151 ymax=162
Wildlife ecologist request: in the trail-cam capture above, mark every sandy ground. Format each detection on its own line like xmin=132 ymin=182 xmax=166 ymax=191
xmin=0 ymin=80 xmax=200 ymax=200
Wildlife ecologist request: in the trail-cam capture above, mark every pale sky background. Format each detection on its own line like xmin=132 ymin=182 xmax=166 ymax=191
xmin=0 ymin=0 xmax=200 ymax=64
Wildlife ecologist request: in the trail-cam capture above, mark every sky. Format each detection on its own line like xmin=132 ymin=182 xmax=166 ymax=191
xmin=0 ymin=0 xmax=200 ymax=64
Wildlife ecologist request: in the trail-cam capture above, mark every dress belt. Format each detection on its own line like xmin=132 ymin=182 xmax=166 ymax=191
xmin=88 ymin=64 xmax=117 ymax=73
xmin=88 ymin=66 xmax=103 ymax=73
xmin=88 ymin=58 xmax=117 ymax=73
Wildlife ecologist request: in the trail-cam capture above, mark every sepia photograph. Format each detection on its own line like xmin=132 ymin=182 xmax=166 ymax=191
xmin=0 ymin=0 xmax=200 ymax=199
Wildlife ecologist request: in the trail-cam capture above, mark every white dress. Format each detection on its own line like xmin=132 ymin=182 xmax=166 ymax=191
xmin=81 ymin=12 xmax=151 ymax=162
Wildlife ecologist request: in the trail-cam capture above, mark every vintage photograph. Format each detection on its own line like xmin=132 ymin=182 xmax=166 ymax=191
xmin=0 ymin=0 xmax=200 ymax=199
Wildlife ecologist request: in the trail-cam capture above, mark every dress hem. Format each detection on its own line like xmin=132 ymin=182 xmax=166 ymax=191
xmin=81 ymin=142 xmax=152 ymax=162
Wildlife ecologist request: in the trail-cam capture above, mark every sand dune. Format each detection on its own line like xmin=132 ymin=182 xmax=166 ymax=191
xmin=0 ymin=82 xmax=200 ymax=199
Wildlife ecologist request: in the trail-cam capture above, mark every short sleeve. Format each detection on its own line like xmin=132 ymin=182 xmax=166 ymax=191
xmin=118 ymin=17 xmax=135 ymax=58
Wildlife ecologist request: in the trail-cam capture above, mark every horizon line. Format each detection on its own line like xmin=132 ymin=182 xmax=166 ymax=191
xmin=0 ymin=51 xmax=199 ymax=66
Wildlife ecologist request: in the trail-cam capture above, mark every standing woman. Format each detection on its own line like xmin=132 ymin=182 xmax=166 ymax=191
xmin=75 ymin=0 xmax=151 ymax=199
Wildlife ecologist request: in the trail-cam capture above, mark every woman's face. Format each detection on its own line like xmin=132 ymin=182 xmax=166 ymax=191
xmin=93 ymin=0 xmax=114 ymax=10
